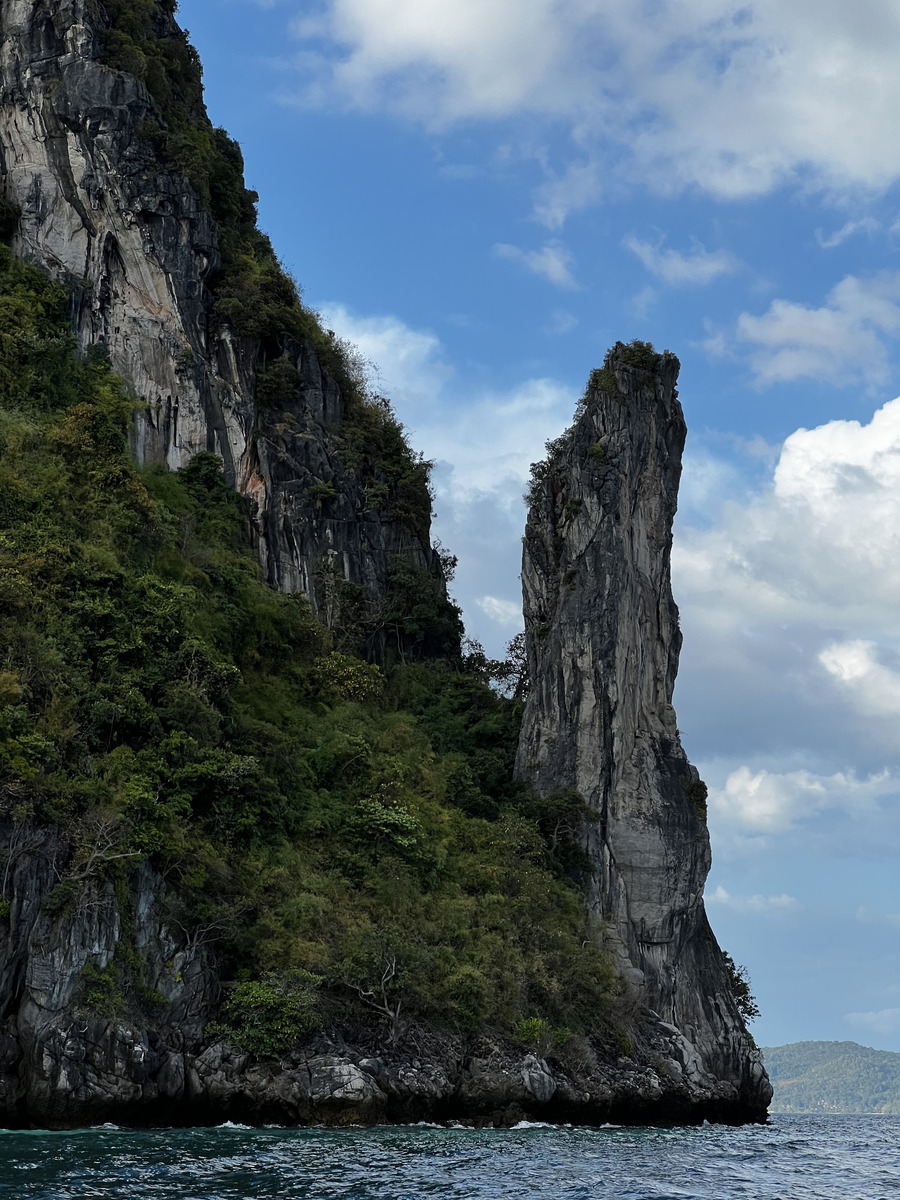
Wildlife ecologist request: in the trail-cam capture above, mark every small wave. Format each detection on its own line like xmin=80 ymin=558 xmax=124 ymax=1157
xmin=216 ymin=1121 xmax=251 ymax=1130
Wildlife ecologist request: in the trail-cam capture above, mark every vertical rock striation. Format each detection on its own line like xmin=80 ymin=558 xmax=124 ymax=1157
xmin=516 ymin=343 xmax=771 ymax=1121
xmin=0 ymin=826 xmax=218 ymax=1127
xmin=0 ymin=0 xmax=441 ymax=625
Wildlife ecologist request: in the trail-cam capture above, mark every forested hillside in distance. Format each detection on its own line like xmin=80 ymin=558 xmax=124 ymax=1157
xmin=0 ymin=242 xmax=621 ymax=1053
xmin=764 ymin=1042 xmax=900 ymax=1114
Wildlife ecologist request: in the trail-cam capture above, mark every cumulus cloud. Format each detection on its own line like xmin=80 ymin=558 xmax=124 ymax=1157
xmin=317 ymin=303 xmax=453 ymax=401
xmin=707 ymin=885 xmax=798 ymax=915
xmin=731 ymin=272 xmax=900 ymax=388
xmin=819 ymin=642 xmax=900 ymax=719
xmin=493 ymin=241 xmax=578 ymax=289
xmin=673 ymin=391 xmax=900 ymax=787
xmin=846 ymin=1008 xmax=900 ymax=1034
xmin=476 ymin=596 xmax=522 ymax=628
xmin=624 ymin=236 xmax=738 ymax=286
xmin=285 ymin=0 xmax=900 ymax=205
xmin=675 ymin=394 xmax=900 ymax=634
xmin=708 ymin=766 xmax=895 ymax=835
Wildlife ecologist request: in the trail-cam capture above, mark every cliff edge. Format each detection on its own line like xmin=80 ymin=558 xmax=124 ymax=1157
xmin=516 ymin=343 xmax=771 ymax=1121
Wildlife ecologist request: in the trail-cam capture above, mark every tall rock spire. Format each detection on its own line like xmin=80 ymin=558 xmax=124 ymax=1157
xmin=516 ymin=342 xmax=771 ymax=1119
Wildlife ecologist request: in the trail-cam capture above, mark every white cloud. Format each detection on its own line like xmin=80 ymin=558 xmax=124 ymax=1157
xmin=319 ymin=302 xmax=573 ymax=502
xmin=627 ymin=285 xmax=657 ymax=321
xmin=708 ymin=766 xmax=894 ymax=835
xmin=493 ymin=241 xmax=578 ymax=289
xmin=846 ymin=1008 xmax=900 ymax=1034
xmin=533 ymin=160 xmax=605 ymax=231
xmin=816 ymin=218 xmax=880 ymax=249
xmin=624 ymin=236 xmax=738 ymax=286
xmin=820 ymin=642 xmax=900 ymax=719
xmin=546 ymin=309 xmax=579 ymax=335
xmin=707 ymin=885 xmax=798 ymax=914
xmin=476 ymin=596 xmax=522 ymax=628
xmin=317 ymin=303 xmax=453 ymax=400
xmin=675 ymin=399 xmax=900 ymax=797
xmin=733 ymin=272 xmax=900 ymax=387
xmin=675 ymin=394 xmax=900 ymax=634
xmin=286 ymin=0 xmax=900 ymax=206
xmin=856 ymin=907 xmax=900 ymax=930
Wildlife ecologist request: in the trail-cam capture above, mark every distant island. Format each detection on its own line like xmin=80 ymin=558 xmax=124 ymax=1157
xmin=763 ymin=1042 xmax=900 ymax=1113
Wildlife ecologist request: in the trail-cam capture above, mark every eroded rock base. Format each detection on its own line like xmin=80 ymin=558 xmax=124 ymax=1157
xmin=0 ymin=1022 xmax=769 ymax=1130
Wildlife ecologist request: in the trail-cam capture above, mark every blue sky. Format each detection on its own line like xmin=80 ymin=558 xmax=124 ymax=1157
xmin=179 ymin=0 xmax=900 ymax=1051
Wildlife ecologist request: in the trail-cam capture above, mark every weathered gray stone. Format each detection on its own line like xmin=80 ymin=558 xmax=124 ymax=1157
xmin=515 ymin=344 xmax=771 ymax=1121
xmin=0 ymin=822 xmax=219 ymax=1127
xmin=521 ymin=1054 xmax=557 ymax=1103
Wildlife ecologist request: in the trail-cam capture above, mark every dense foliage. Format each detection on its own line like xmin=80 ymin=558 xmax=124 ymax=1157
xmin=764 ymin=1042 xmax=900 ymax=1114
xmin=721 ymin=952 xmax=760 ymax=1023
xmin=0 ymin=245 xmax=619 ymax=1049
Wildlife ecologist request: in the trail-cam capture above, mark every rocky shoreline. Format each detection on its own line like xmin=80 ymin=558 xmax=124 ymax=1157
xmin=183 ymin=1026 xmax=770 ymax=1131
xmin=0 ymin=1022 xmax=771 ymax=1132
xmin=0 ymin=826 xmax=768 ymax=1131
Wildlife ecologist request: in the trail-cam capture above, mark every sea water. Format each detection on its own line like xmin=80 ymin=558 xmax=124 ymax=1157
xmin=0 ymin=1115 xmax=897 ymax=1199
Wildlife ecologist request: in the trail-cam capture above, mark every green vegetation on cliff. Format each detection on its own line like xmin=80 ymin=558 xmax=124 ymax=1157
xmin=0 ymin=245 xmax=617 ymax=1048
xmin=92 ymin=0 xmax=338 ymax=360
xmin=91 ymin=0 xmax=434 ymax=555
xmin=764 ymin=1041 xmax=900 ymax=1114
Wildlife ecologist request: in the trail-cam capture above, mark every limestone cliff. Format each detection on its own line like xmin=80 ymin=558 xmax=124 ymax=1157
xmin=516 ymin=343 xmax=771 ymax=1121
xmin=0 ymin=2 xmax=770 ymax=1131
xmin=0 ymin=0 xmax=440 ymax=624
xmin=0 ymin=827 xmax=217 ymax=1126
xmin=0 ymin=821 xmax=765 ymax=1129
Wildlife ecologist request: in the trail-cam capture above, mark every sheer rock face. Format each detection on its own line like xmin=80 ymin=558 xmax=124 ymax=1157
xmin=0 ymin=0 xmax=436 ymax=617
xmin=0 ymin=826 xmax=219 ymax=1127
xmin=515 ymin=346 xmax=771 ymax=1121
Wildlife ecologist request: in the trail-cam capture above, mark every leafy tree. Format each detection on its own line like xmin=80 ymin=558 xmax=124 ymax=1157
xmin=722 ymin=951 xmax=760 ymax=1022
xmin=207 ymin=971 xmax=322 ymax=1057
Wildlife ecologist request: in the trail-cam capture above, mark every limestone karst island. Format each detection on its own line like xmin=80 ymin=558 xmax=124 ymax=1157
xmin=0 ymin=0 xmax=771 ymax=1128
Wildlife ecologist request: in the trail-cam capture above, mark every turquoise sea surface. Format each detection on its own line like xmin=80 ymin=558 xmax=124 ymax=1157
xmin=0 ymin=1115 xmax=897 ymax=1199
